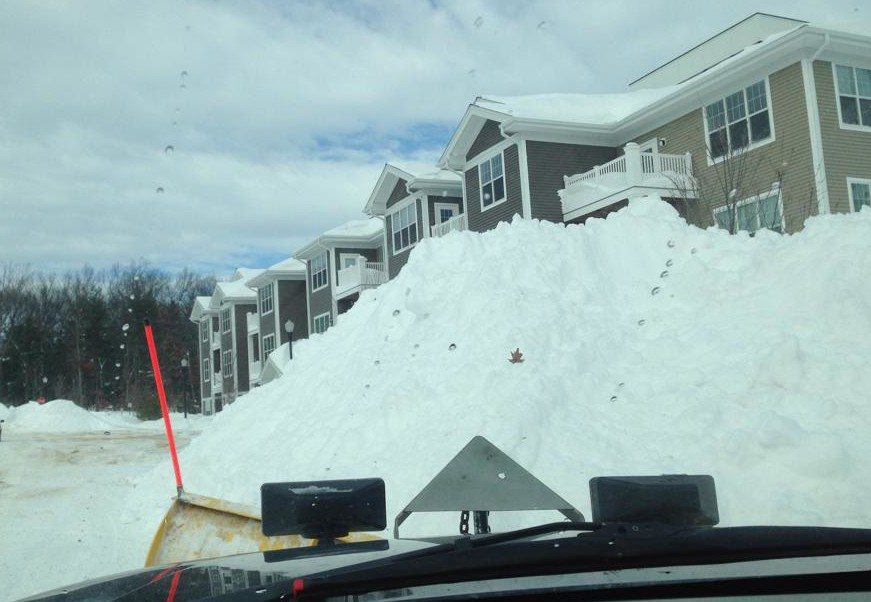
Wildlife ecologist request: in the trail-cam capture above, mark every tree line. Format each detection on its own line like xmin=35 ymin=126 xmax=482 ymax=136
xmin=0 ymin=261 xmax=215 ymax=418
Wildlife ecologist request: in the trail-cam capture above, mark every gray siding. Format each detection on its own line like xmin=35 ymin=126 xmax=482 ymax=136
xmin=197 ymin=318 xmax=210 ymax=400
xmin=426 ymin=195 xmax=463 ymax=226
xmin=385 ymin=179 xmax=409 ymax=209
xmin=464 ymin=144 xmax=524 ymax=232
xmin=526 ymin=141 xmax=621 ymax=222
xmin=634 ymin=61 xmax=817 ymax=233
xmin=334 ymin=247 xmax=381 ymax=277
xmin=815 ymin=60 xmax=871 ymax=214
xmin=386 ymin=199 xmax=424 ymax=279
xmin=467 ymin=120 xmax=505 ymax=161
xmin=234 ymin=304 xmax=255 ymax=394
xmin=307 ymin=255 xmax=333 ymax=331
xmin=258 ymin=284 xmax=275 ymax=353
xmin=277 ymin=279 xmax=309 ymax=345
xmin=220 ymin=311 xmax=234 ymax=397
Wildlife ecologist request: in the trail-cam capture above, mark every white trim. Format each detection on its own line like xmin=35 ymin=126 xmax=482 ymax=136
xmin=801 ymin=59 xmax=830 ymax=215
xmin=310 ymin=252 xmax=329 ymax=293
xmin=701 ymin=76 xmax=777 ymax=166
xmin=338 ymin=252 xmax=364 ymax=270
xmin=712 ymin=184 xmax=785 ymax=233
xmin=273 ymin=281 xmax=281 ymax=345
xmin=517 ymin=137 xmax=532 ymax=219
xmin=832 ymin=62 xmax=871 ymax=131
xmin=220 ymin=307 xmax=231 ymax=334
xmin=846 ymin=177 xmax=871 ymax=212
xmin=389 ymin=201 xmax=420 ymax=256
xmin=200 ymin=318 xmax=209 ymax=342
xmin=420 ymin=195 xmax=431 ymax=239
xmin=432 ymin=202 xmax=458 ymax=225
xmin=329 ymin=247 xmax=338 ymax=319
xmin=258 ymin=282 xmax=274 ymax=316
xmin=262 ymin=333 xmax=276 ymax=362
xmin=477 ymin=150 xmax=508 ymax=213
xmin=313 ymin=311 xmax=331 ymax=334
xmin=464 ymin=137 xmax=516 ymax=171
xmin=230 ymin=306 xmax=238 ymax=392
xmin=304 ymin=265 xmax=313 ymax=339
xmin=202 ymin=357 xmax=210 ymax=383
xmin=639 ymin=138 xmax=659 ymax=152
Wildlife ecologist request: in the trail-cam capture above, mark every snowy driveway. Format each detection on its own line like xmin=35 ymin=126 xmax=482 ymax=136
xmin=0 ymin=429 xmax=193 ymax=602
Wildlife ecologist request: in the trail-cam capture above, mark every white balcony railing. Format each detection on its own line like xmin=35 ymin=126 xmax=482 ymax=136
xmin=335 ymin=260 xmax=388 ymax=299
xmin=212 ymin=370 xmax=223 ymax=390
xmin=246 ymin=311 xmax=259 ymax=335
xmin=210 ymin=331 xmax=221 ymax=349
xmin=560 ymin=142 xmax=697 ymax=220
xmin=430 ymin=213 xmax=467 ymax=238
xmin=249 ymin=360 xmax=261 ymax=382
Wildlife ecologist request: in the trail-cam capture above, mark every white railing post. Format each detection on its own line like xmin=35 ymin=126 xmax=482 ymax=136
xmin=684 ymin=152 xmax=693 ymax=175
xmin=624 ymin=142 xmax=642 ymax=185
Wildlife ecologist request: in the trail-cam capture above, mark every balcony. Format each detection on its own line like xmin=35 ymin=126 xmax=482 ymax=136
xmin=210 ymin=331 xmax=221 ymax=349
xmin=559 ymin=142 xmax=697 ymax=222
xmin=246 ymin=312 xmax=259 ymax=335
xmin=212 ymin=370 xmax=223 ymax=390
xmin=249 ymin=360 xmax=261 ymax=383
xmin=430 ymin=213 xmax=467 ymax=238
xmin=335 ymin=260 xmax=388 ymax=300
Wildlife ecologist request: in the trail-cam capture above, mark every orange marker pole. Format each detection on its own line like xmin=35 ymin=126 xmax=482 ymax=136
xmin=144 ymin=319 xmax=184 ymax=495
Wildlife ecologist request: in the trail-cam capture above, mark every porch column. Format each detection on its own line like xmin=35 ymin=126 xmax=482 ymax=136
xmin=624 ymin=142 xmax=642 ymax=186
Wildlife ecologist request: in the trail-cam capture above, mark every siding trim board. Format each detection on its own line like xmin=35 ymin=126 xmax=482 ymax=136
xmin=517 ymin=138 xmax=532 ymax=219
xmin=800 ymin=58 xmax=831 ymax=214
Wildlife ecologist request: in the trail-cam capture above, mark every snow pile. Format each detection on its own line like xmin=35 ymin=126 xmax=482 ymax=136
xmin=7 ymin=399 xmax=119 ymax=433
xmin=133 ymin=198 xmax=871 ymax=544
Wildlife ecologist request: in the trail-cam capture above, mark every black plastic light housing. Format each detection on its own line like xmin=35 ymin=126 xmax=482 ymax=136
xmin=589 ymin=474 xmax=718 ymax=526
xmin=261 ymin=478 xmax=386 ymax=541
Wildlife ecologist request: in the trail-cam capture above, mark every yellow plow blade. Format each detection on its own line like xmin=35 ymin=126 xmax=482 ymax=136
xmin=145 ymin=492 xmax=379 ymax=566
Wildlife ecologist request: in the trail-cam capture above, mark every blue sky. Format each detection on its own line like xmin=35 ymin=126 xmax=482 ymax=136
xmin=1 ymin=0 xmax=869 ymax=276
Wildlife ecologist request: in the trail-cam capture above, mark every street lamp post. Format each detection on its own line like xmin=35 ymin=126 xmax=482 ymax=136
xmin=284 ymin=320 xmax=294 ymax=361
xmin=179 ymin=358 xmax=189 ymax=418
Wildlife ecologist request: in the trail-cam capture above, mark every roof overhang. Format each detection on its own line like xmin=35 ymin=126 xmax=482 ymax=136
xmin=247 ymin=263 xmax=306 ymax=288
xmin=188 ymin=297 xmax=217 ymax=323
xmin=364 ymin=163 xmax=416 ymax=216
xmin=437 ymin=27 xmax=868 ymax=163
xmin=294 ymin=227 xmax=384 ymax=261
xmin=213 ymin=284 xmax=256 ymax=305
xmin=406 ymin=175 xmax=463 ymax=195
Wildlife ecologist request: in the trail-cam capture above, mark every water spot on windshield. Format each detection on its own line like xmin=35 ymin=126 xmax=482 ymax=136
xmin=164 ymin=145 xmax=174 ymax=155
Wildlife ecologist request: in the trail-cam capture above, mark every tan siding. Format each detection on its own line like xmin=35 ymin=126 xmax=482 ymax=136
xmin=815 ymin=60 xmax=871 ymax=214
xmin=635 ymin=62 xmax=817 ymax=233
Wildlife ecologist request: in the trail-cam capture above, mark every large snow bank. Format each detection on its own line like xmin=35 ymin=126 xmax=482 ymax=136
xmin=133 ymin=199 xmax=871 ymax=544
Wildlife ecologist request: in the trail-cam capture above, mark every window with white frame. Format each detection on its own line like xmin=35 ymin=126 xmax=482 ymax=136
xmin=313 ymin=312 xmax=331 ymax=334
xmin=848 ymin=179 xmax=871 ymax=212
xmin=262 ymin=333 xmax=276 ymax=360
xmin=259 ymin=283 xmax=274 ymax=315
xmin=200 ymin=319 xmax=209 ymax=342
xmin=713 ymin=189 xmax=783 ymax=234
xmin=251 ymin=333 xmax=260 ymax=362
xmin=835 ymin=64 xmax=871 ymax=128
xmin=202 ymin=357 xmax=210 ymax=382
xmin=310 ymin=253 xmax=328 ymax=291
xmin=479 ymin=153 xmax=505 ymax=208
xmin=704 ymin=80 xmax=772 ymax=160
xmin=391 ymin=203 xmax=418 ymax=253
xmin=222 ymin=350 xmax=232 ymax=378
xmin=433 ymin=203 xmax=457 ymax=224
xmin=220 ymin=307 xmax=231 ymax=333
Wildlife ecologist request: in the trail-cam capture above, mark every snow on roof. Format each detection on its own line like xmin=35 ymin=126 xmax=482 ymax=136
xmin=413 ymin=169 xmax=462 ymax=182
xmin=323 ymin=218 xmax=383 ymax=239
xmin=267 ymin=257 xmax=306 ymax=273
xmin=474 ymin=25 xmax=805 ymax=127
xmin=474 ymin=86 xmax=681 ymax=126
xmin=232 ymin=267 xmax=264 ymax=283
xmin=216 ymin=277 xmax=257 ymax=301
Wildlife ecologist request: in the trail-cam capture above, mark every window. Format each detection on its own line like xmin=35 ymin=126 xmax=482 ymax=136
xmin=848 ymin=179 xmax=871 ymax=212
xmin=259 ymin=283 xmax=274 ymax=315
xmin=313 ymin=312 xmax=331 ymax=334
xmin=251 ymin=333 xmax=260 ymax=362
xmin=310 ymin=253 xmax=328 ymax=291
xmin=202 ymin=357 xmax=210 ymax=382
xmin=340 ymin=253 xmax=362 ymax=269
xmin=200 ymin=319 xmax=209 ymax=342
xmin=222 ymin=350 xmax=232 ymax=378
xmin=391 ymin=203 xmax=418 ymax=253
xmin=433 ymin=203 xmax=457 ymax=224
xmin=262 ymin=333 xmax=276 ymax=360
xmin=704 ymin=80 xmax=772 ymax=160
xmin=220 ymin=307 xmax=231 ymax=333
xmin=835 ymin=64 xmax=871 ymax=128
xmin=713 ymin=190 xmax=783 ymax=234
xmin=479 ymin=153 xmax=505 ymax=208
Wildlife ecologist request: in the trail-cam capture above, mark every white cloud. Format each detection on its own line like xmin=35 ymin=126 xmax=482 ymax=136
xmin=0 ymin=0 xmax=868 ymax=273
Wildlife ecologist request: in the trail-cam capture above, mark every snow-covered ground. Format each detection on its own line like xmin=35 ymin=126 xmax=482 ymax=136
xmin=3 ymin=198 xmax=871 ymax=599
xmin=0 ymin=403 xmax=205 ymax=601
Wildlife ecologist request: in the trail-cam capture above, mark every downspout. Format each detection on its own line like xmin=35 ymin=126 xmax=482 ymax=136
xmin=801 ymin=32 xmax=831 ymax=216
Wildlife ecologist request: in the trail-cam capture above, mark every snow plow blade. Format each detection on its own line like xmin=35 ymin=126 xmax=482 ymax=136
xmin=145 ymin=492 xmax=379 ymax=566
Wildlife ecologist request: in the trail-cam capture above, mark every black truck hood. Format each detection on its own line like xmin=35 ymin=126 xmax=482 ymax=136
xmin=20 ymin=525 xmax=871 ymax=601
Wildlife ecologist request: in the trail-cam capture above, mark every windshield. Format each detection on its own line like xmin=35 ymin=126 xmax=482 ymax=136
xmin=2 ymin=1 xmax=871 ymax=601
